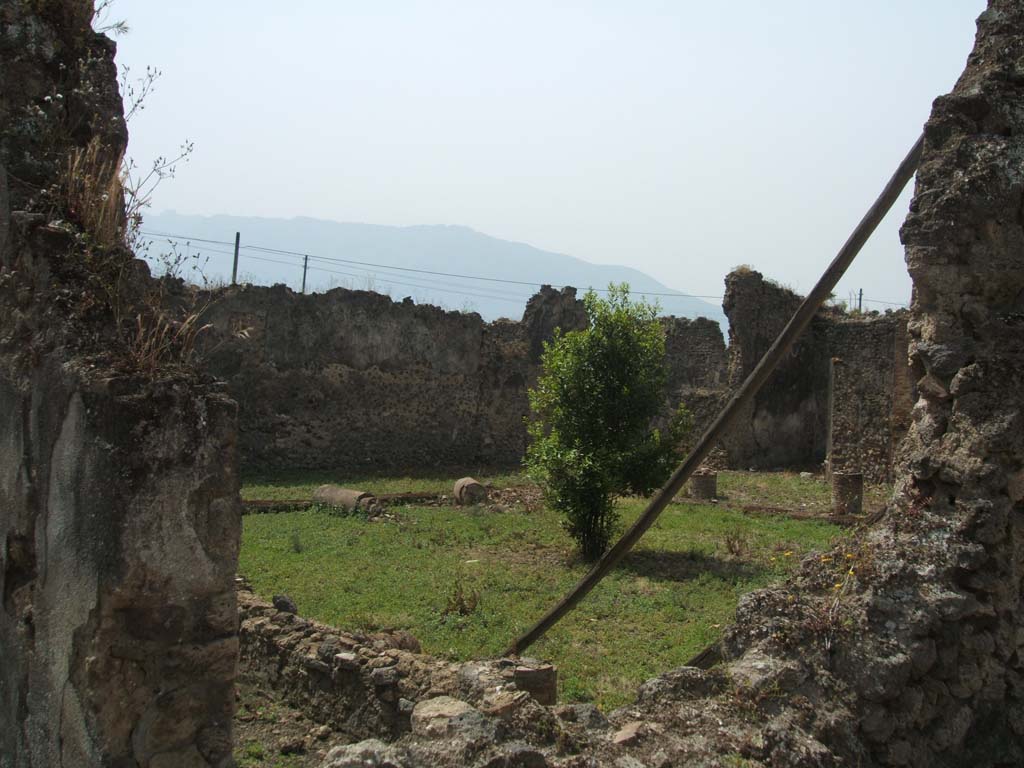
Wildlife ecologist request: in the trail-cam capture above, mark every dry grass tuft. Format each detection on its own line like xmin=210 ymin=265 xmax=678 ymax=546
xmin=126 ymin=304 xmax=212 ymax=376
xmin=61 ymin=137 xmax=124 ymax=248
xmin=723 ymin=529 xmax=750 ymax=558
xmin=442 ymin=579 xmax=480 ymax=618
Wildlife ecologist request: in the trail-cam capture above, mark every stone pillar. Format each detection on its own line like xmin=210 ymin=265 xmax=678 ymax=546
xmin=690 ymin=471 xmax=719 ymax=500
xmin=831 ymin=472 xmax=863 ymax=516
xmin=0 ymin=329 xmax=241 ymax=766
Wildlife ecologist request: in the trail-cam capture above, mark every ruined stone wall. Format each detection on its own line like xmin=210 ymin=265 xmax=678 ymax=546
xmin=237 ymin=586 xmax=560 ymax=745
xmin=0 ymin=3 xmax=241 ymax=765
xmin=0 ymin=1 xmax=127 ymax=212
xmin=188 ymin=283 xmax=588 ymax=474
xmin=720 ymin=270 xmax=914 ymax=481
xmin=520 ymin=284 xmax=589 ymax=361
xmin=308 ymin=5 xmax=1024 ymax=766
xmin=662 ymin=315 xmax=728 ymax=434
xmin=190 ymin=283 xmax=745 ymax=475
xmin=826 ymin=311 xmax=914 ymax=483
xmin=194 ymin=266 xmax=912 ymax=480
xmin=720 ymin=269 xmax=834 ymax=469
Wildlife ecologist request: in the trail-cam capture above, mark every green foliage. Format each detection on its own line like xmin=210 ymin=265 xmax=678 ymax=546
xmin=525 ymin=284 xmax=692 ymax=560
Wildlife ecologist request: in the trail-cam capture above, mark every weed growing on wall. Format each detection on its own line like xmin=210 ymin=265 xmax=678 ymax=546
xmin=45 ymin=42 xmax=210 ymax=376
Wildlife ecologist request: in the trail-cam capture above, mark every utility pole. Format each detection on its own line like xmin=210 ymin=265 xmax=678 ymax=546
xmin=231 ymin=232 xmax=240 ymax=285
xmin=301 ymin=255 xmax=308 ymax=294
xmin=858 ymin=288 xmax=863 ymax=312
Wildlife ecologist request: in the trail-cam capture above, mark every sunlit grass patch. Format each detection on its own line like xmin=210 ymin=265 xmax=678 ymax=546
xmin=239 ymin=472 xmax=848 ymax=710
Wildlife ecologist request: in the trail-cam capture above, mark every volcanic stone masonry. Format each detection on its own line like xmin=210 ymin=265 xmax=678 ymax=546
xmin=3 ymin=0 xmax=1020 ymax=765
xmin=180 ymin=282 xmax=590 ymax=473
xmin=306 ymin=2 xmax=1024 ymax=763
xmin=183 ymin=269 xmax=908 ymax=481
xmin=721 ymin=268 xmax=914 ymax=479
xmin=826 ymin=311 xmax=915 ymax=483
xmin=1 ymin=2 xmax=241 ymax=765
xmin=180 ymin=279 xmax=726 ymax=474
xmin=719 ymin=267 xmax=832 ymax=470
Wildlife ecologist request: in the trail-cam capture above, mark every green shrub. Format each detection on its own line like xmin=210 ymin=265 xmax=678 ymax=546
xmin=525 ymin=284 xmax=691 ymax=560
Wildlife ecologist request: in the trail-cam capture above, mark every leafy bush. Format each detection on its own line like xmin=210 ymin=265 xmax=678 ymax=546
xmin=525 ymin=284 xmax=691 ymax=560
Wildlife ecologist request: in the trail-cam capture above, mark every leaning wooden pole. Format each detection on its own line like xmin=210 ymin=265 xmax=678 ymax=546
xmin=504 ymin=133 xmax=925 ymax=657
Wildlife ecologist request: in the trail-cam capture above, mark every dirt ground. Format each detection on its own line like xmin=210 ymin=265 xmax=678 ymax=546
xmin=234 ymin=682 xmax=350 ymax=768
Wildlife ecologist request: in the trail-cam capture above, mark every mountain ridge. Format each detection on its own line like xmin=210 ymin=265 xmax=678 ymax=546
xmin=142 ymin=211 xmax=727 ymax=327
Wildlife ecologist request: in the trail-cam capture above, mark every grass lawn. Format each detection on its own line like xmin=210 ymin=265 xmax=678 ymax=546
xmin=713 ymin=470 xmax=891 ymax=515
xmin=239 ymin=470 xmax=861 ymax=710
xmin=241 ymin=469 xmax=529 ymax=500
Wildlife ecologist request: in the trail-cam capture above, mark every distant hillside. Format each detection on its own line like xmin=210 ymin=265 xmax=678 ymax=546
xmin=141 ymin=212 xmax=726 ymax=327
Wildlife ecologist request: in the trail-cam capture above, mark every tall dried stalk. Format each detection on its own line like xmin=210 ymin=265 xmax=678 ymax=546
xmin=126 ymin=301 xmax=213 ymax=376
xmin=61 ymin=137 xmax=124 ymax=248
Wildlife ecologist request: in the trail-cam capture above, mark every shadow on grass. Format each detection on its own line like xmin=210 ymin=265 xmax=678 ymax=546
xmin=620 ymin=548 xmax=765 ymax=583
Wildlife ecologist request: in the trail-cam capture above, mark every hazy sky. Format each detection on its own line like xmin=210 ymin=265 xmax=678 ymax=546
xmin=111 ymin=1 xmax=985 ymax=311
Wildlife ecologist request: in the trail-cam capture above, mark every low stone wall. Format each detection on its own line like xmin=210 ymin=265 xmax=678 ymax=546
xmin=236 ymin=586 xmax=559 ymax=744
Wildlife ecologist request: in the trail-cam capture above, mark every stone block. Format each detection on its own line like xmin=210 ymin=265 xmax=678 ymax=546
xmin=513 ymin=663 xmax=558 ymax=705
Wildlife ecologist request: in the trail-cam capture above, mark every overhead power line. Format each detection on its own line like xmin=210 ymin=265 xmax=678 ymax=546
xmin=149 ymin=241 xmax=527 ymax=305
xmin=245 ymin=254 xmax=527 ymax=305
xmin=172 ymin=243 xmax=527 ymax=301
xmin=139 ymin=229 xmax=910 ymax=309
xmin=139 ymin=229 xmax=726 ymax=302
xmin=861 ymin=297 xmax=909 ymax=307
